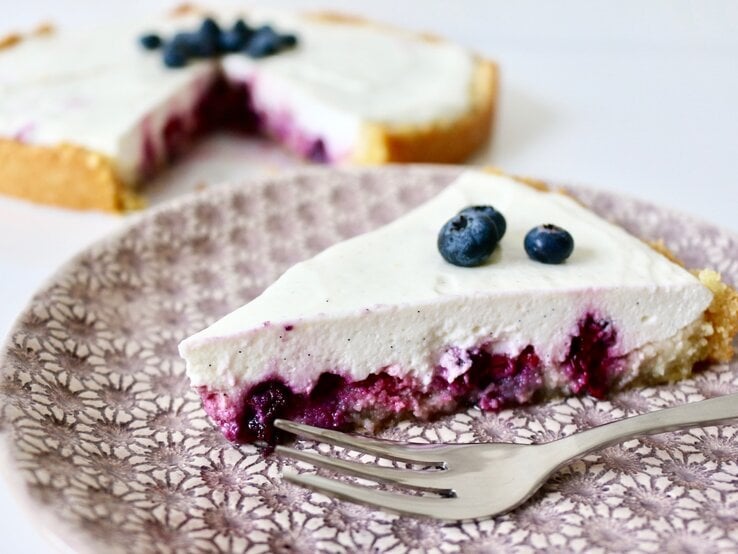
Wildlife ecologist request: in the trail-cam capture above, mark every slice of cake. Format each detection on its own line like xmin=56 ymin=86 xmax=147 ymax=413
xmin=178 ymin=170 xmax=738 ymax=446
xmin=0 ymin=8 xmax=496 ymax=211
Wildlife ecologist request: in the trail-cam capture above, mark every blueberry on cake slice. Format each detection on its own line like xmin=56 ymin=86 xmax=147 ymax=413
xmin=0 ymin=7 xmax=496 ymax=211
xmin=179 ymin=170 xmax=738 ymax=446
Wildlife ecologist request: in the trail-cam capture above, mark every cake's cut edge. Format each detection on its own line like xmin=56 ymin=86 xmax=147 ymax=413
xmin=194 ymin=306 xmax=731 ymax=448
xmin=354 ymin=58 xmax=497 ymax=164
xmin=0 ymin=139 xmax=140 ymax=212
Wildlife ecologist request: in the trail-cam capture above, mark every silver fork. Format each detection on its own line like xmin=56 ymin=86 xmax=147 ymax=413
xmin=275 ymin=393 xmax=738 ymax=522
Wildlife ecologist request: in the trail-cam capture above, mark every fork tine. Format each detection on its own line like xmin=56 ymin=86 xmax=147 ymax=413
xmin=274 ymin=419 xmax=446 ymax=465
xmin=283 ymin=470 xmax=457 ymax=519
xmin=276 ymin=446 xmax=453 ymax=494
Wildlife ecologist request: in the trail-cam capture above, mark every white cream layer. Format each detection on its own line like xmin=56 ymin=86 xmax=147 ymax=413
xmin=180 ymin=171 xmax=714 ymax=392
xmin=0 ymin=10 xmax=478 ymax=174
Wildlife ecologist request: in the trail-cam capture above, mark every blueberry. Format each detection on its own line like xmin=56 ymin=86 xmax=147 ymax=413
xmin=199 ymin=17 xmax=222 ymax=41
xmin=244 ymin=380 xmax=291 ymax=444
xmin=232 ymin=19 xmax=253 ymax=39
xmin=524 ymin=224 xmax=574 ymax=264
xmin=170 ymin=32 xmax=200 ymax=55
xmin=438 ymin=213 xmax=499 ymax=267
xmin=162 ymin=43 xmax=188 ymax=68
xmin=139 ymin=33 xmax=162 ymax=50
xmin=278 ymin=33 xmax=298 ymax=49
xmin=192 ymin=35 xmax=219 ymax=57
xmin=307 ymin=139 xmax=328 ymax=163
xmin=218 ymin=30 xmax=246 ymax=53
xmin=458 ymin=205 xmax=506 ymax=240
xmin=245 ymin=26 xmax=280 ymax=58
xmin=171 ymin=30 xmax=217 ymax=58
xmin=255 ymin=24 xmax=278 ymax=37
xmin=222 ymin=20 xmax=253 ymax=53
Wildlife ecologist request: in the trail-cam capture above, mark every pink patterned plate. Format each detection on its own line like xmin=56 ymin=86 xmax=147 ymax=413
xmin=1 ymin=166 xmax=737 ymax=553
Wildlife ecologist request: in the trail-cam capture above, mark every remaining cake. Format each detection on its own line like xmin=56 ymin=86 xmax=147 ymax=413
xmin=0 ymin=8 xmax=497 ymax=211
xmin=178 ymin=170 xmax=738 ymax=446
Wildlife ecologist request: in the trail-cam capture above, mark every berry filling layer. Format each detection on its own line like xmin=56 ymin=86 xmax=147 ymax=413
xmin=197 ymin=314 xmax=623 ymax=447
xmin=136 ymin=75 xmax=334 ymax=181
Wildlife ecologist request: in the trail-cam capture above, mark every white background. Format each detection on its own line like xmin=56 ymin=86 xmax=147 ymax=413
xmin=1 ymin=1 xmax=737 ymax=551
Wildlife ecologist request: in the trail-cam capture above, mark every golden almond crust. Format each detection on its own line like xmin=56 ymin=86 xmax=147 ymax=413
xmin=169 ymin=3 xmax=201 ymax=17
xmin=33 ymin=23 xmax=55 ymax=36
xmin=696 ymin=269 xmax=738 ymax=363
xmin=0 ymin=33 xmax=22 ymax=50
xmin=303 ymin=11 xmax=369 ymax=26
xmin=0 ymin=22 xmax=55 ymax=51
xmin=0 ymin=139 xmax=141 ymax=211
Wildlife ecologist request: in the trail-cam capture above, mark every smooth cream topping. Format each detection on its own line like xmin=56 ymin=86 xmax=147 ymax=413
xmin=222 ymin=12 xmax=475 ymax=125
xmin=180 ymin=171 xmax=713 ymax=391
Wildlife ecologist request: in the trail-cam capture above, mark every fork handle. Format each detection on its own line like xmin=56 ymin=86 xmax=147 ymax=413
xmin=545 ymin=392 xmax=738 ymax=464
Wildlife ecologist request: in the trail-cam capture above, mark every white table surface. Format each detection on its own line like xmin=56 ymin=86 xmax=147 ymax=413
xmin=2 ymin=0 xmax=738 ymax=551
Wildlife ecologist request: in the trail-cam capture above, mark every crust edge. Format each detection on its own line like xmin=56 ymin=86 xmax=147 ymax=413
xmin=0 ymin=139 xmax=142 ymax=212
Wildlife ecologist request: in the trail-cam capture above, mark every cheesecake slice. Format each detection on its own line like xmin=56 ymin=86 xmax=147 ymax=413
xmin=0 ymin=8 xmax=496 ymax=211
xmin=179 ymin=171 xmax=738 ymax=445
